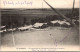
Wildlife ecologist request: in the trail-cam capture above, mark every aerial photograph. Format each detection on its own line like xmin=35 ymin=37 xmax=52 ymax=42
xmin=0 ymin=0 xmax=79 ymax=51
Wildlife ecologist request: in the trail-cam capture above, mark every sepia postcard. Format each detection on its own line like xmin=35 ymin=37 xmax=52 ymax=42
xmin=0 ymin=0 xmax=80 ymax=51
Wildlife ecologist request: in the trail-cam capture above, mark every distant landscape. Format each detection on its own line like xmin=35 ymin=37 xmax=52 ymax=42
xmin=1 ymin=8 xmax=79 ymax=27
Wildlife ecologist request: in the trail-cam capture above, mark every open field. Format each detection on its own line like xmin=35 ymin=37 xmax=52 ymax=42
xmin=1 ymin=26 xmax=79 ymax=51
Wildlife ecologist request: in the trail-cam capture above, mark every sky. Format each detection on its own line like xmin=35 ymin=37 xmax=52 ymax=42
xmin=0 ymin=0 xmax=79 ymax=8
